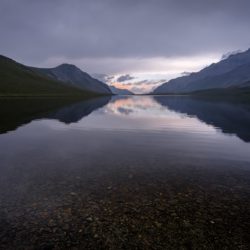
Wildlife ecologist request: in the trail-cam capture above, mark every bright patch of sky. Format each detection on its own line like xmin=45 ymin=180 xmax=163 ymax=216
xmin=90 ymin=54 xmax=221 ymax=93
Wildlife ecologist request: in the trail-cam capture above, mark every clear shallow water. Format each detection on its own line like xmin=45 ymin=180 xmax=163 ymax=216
xmin=0 ymin=96 xmax=250 ymax=249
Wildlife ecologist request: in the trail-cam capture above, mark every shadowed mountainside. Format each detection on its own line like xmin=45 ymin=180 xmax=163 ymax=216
xmin=153 ymin=49 xmax=250 ymax=94
xmin=32 ymin=64 xmax=111 ymax=95
xmin=109 ymin=85 xmax=134 ymax=95
xmin=0 ymin=55 xmax=99 ymax=97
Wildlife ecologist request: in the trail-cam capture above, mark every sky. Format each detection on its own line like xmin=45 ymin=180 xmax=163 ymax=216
xmin=1 ymin=0 xmax=250 ymax=93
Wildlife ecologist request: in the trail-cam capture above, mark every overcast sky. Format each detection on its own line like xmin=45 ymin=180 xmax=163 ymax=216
xmin=1 ymin=0 xmax=250 ymax=93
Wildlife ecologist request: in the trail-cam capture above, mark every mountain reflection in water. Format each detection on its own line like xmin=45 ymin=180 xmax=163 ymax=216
xmin=0 ymin=95 xmax=250 ymax=249
xmin=0 ymin=97 xmax=111 ymax=134
xmin=154 ymin=95 xmax=250 ymax=142
xmin=1 ymin=95 xmax=250 ymax=143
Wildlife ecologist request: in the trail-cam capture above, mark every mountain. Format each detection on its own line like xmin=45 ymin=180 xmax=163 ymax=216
xmin=0 ymin=55 xmax=96 ymax=96
xmin=109 ymin=85 xmax=133 ymax=95
xmin=32 ymin=64 xmax=111 ymax=95
xmin=91 ymin=73 xmax=133 ymax=95
xmin=153 ymin=48 xmax=250 ymax=94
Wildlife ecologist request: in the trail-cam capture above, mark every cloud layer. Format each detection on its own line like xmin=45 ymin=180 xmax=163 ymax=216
xmin=1 ymin=0 xmax=250 ymax=92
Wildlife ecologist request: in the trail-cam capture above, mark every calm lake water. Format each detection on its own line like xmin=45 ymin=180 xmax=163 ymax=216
xmin=0 ymin=96 xmax=250 ymax=249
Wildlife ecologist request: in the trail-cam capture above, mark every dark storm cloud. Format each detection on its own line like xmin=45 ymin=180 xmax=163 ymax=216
xmin=1 ymin=0 xmax=250 ymax=71
xmin=117 ymin=74 xmax=135 ymax=82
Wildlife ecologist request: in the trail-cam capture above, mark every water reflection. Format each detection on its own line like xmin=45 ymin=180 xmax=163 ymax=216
xmin=0 ymin=97 xmax=110 ymax=134
xmin=1 ymin=95 xmax=250 ymax=143
xmin=1 ymin=96 xmax=250 ymax=143
xmin=45 ymin=97 xmax=111 ymax=124
xmin=1 ymin=95 xmax=250 ymax=249
xmin=154 ymin=96 xmax=250 ymax=142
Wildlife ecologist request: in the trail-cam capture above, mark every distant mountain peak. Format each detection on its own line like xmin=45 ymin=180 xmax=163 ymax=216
xmin=55 ymin=63 xmax=79 ymax=70
xmin=153 ymin=48 xmax=250 ymax=94
xmin=109 ymin=85 xmax=134 ymax=95
xmin=0 ymin=55 xmax=8 ymax=59
xmin=221 ymin=50 xmax=242 ymax=60
xmin=0 ymin=54 xmax=93 ymax=96
xmin=31 ymin=62 xmax=111 ymax=94
xmin=0 ymin=55 xmax=16 ymax=63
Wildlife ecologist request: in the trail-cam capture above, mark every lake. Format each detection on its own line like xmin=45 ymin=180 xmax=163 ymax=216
xmin=0 ymin=95 xmax=250 ymax=249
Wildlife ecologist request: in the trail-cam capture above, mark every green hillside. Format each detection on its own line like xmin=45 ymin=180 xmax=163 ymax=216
xmin=0 ymin=55 xmax=96 ymax=97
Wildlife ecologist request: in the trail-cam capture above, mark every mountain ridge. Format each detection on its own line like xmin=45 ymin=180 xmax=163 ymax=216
xmin=31 ymin=64 xmax=111 ymax=95
xmin=153 ymin=48 xmax=250 ymax=94
xmin=109 ymin=85 xmax=133 ymax=95
xmin=0 ymin=55 xmax=93 ymax=96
